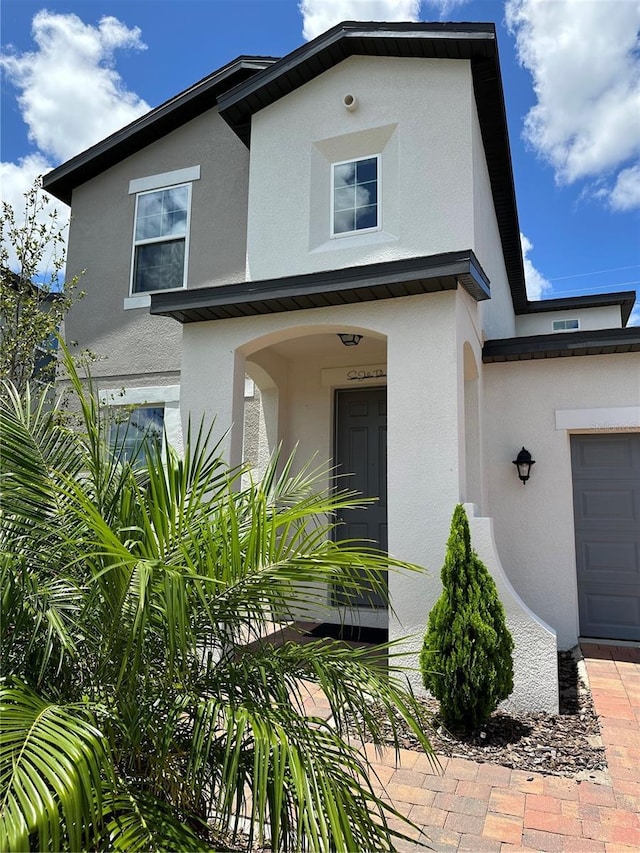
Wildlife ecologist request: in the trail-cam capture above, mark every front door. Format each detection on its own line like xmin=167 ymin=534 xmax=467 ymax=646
xmin=334 ymin=387 xmax=387 ymax=609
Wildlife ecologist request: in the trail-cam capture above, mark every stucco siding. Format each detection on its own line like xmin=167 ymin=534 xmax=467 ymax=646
xmin=64 ymin=109 xmax=249 ymax=377
xmin=471 ymin=103 xmax=516 ymax=340
xmin=180 ymin=294 xmax=460 ymax=625
xmin=246 ymin=56 xmax=476 ymax=281
xmin=515 ymin=305 xmax=622 ymax=336
xmin=484 ymin=353 xmax=640 ymax=649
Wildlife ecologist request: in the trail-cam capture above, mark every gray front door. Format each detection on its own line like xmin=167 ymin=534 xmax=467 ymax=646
xmin=571 ymin=434 xmax=640 ymax=641
xmin=334 ymin=387 xmax=387 ymax=608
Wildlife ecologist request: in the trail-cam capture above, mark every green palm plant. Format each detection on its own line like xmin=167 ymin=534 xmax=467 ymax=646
xmin=0 ymin=354 xmax=435 ymax=852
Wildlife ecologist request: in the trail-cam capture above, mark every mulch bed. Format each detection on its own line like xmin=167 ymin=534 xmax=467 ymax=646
xmin=349 ymin=649 xmax=608 ymax=780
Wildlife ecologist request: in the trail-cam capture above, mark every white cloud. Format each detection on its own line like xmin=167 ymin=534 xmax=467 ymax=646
xmin=1 ymin=12 xmax=150 ymax=276
xmin=299 ymin=1 xmax=421 ymax=41
xmin=505 ymin=0 xmax=640 ymax=209
xmin=423 ymin=0 xmax=469 ymax=18
xmin=521 ymin=233 xmax=552 ymax=301
xmin=1 ymin=11 xmax=150 ymax=163
xmin=609 ymin=164 xmax=640 ymax=212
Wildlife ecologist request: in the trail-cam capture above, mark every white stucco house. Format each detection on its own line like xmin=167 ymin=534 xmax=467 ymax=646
xmin=43 ymin=21 xmax=640 ymax=712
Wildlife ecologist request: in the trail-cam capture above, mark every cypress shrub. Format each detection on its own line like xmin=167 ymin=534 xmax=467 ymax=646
xmin=420 ymin=504 xmax=514 ymax=732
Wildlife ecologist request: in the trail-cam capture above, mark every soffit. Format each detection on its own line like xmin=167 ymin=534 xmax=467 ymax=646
xmin=483 ymin=327 xmax=640 ymax=362
xmin=522 ymin=292 xmax=636 ymax=327
xmin=150 ymin=249 xmax=490 ymax=324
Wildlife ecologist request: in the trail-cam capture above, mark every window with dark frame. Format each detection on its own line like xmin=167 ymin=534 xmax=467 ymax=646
xmin=552 ymin=319 xmax=580 ymax=331
xmin=109 ymin=406 xmax=165 ymax=466
xmin=131 ymin=185 xmax=189 ymax=293
xmin=332 ymin=156 xmax=379 ymax=236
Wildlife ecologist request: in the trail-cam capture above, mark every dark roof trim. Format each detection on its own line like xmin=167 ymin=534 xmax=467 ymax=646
xmin=150 ymin=249 xmax=490 ymax=324
xmin=522 ymin=291 xmax=636 ymax=327
xmin=483 ymin=327 xmax=640 ymax=363
xmin=42 ymin=56 xmax=277 ymax=205
xmin=217 ymin=20 xmax=528 ymax=315
xmin=218 ymin=21 xmax=495 ymax=142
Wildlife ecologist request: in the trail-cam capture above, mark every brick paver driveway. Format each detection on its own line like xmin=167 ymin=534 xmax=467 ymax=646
xmin=304 ymin=642 xmax=640 ymax=852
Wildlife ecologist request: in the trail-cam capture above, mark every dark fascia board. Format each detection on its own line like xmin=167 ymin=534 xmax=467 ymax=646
xmin=150 ymin=249 xmax=490 ymax=324
xmin=217 ymin=20 xmax=528 ymax=315
xmin=218 ymin=20 xmax=498 ymax=132
xmin=42 ymin=56 xmax=277 ymax=205
xmin=483 ymin=326 xmax=640 ymax=363
xmin=521 ymin=291 xmax=636 ymax=327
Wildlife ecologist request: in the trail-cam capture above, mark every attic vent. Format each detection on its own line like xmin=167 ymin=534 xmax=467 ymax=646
xmin=552 ymin=319 xmax=580 ymax=332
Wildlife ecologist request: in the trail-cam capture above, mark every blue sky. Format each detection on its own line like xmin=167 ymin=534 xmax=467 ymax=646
xmin=2 ymin=0 xmax=639 ymax=322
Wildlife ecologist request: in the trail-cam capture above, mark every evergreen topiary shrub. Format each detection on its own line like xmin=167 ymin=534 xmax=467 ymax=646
xmin=420 ymin=504 xmax=514 ymax=732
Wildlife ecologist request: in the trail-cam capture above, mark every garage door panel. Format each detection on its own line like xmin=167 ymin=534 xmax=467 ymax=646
xmin=580 ymin=539 xmax=640 ymax=583
xmin=575 ymin=437 xmax=635 ymax=470
xmin=580 ymin=590 xmax=640 ymax=636
xmin=571 ymin=434 xmax=640 ymax=642
xmin=577 ymin=488 xmax=637 ymax=523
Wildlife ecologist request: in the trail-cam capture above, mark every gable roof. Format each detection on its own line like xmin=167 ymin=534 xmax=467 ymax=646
xmin=42 ymin=56 xmax=276 ymax=205
xmin=217 ymin=20 xmax=528 ymax=313
xmin=42 ymin=21 xmax=529 ymax=314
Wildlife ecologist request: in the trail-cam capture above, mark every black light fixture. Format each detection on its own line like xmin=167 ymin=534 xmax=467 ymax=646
xmin=512 ymin=447 xmax=535 ymax=484
xmin=337 ymin=333 xmax=363 ymax=347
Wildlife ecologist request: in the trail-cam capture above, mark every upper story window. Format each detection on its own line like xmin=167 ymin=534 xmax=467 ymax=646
xmin=552 ymin=319 xmax=580 ymax=332
xmin=131 ymin=184 xmax=191 ymax=293
xmin=127 ymin=166 xmax=200 ymax=299
xmin=331 ymin=155 xmax=380 ymax=237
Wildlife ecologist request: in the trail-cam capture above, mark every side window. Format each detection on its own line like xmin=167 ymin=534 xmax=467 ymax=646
xmin=331 ymin=155 xmax=380 ymax=237
xmin=131 ymin=184 xmax=190 ymax=293
xmin=552 ymin=319 xmax=580 ymax=332
xmin=109 ymin=405 xmax=165 ymax=465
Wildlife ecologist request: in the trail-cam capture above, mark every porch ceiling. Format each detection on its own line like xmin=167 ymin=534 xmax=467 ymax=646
xmin=150 ymin=249 xmax=490 ymax=324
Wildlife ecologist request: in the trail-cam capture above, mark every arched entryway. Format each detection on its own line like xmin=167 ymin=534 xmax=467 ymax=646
xmin=241 ymin=325 xmax=388 ymax=628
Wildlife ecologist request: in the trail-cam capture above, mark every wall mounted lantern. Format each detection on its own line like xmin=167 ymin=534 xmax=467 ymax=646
xmin=337 ymin=333 xmax=363 ymax=346
xmin=512 ymin=447 xmax=535 ymax=484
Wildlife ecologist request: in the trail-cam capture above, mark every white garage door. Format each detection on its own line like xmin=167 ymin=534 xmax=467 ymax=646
xmin=571 ymin=434 xmax=640 ymax=642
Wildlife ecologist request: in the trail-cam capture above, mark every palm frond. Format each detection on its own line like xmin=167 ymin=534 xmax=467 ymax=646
xmin=0 ymin=557 xmax=84 ymax=687
xmin=0 ymin=353 xmax=436 ymax=852
xmin=188 ymin=694 xmax=421 ymax=853
xmin=0 ymin=380 xmax=82 ymax=531
xmin=102 ymin=787 xmax=213 ymax=852
xmin=0 ymin=679 xmax=109 ymax=853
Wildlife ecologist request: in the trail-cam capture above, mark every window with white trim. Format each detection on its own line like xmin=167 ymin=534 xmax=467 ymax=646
xmin=131 ymin=184 xmax=191 ymax=293
xmin=331 ymin=155 xmax=380 ymax=236
xmin=552 ymin=319 xmax=580 ymax=331
xmin=109 ymin=405 xmax=165 ymax=466
xmin=100 ymin=384 xmax=182 ymax=463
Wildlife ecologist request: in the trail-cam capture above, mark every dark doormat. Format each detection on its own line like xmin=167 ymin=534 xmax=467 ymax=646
xmin=309 ymin=623 xmax=388 ymax=645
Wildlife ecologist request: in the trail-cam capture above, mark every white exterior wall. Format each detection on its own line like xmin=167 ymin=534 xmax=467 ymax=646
xmin=174 ymin=50 xmax=569 ymax=709
xmin=456 ymin=286 xmax=488 ymax=512
xmin=471 ymin=104 xmax=516 ymax=341
xmin=246 ymin=56 xmax=476 ymax=280
xmin=180 ymin=295 xmax=461 ymax=633
xmin=485 ymin=353 xmax=640 ymax=649
xmin=180 ymin=291 xmax=559 ymax=709
xmin=515 ymin=305 xmax=622 ymax=336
